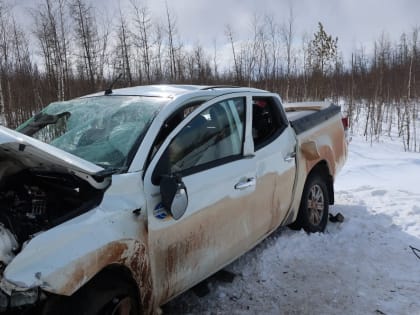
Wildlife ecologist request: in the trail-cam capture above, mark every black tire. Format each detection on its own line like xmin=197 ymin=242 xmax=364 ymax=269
xmin=43 ymin=271 xmax=140 ymax=315
xmin=290 ymin=173 xmax=329 ymax=233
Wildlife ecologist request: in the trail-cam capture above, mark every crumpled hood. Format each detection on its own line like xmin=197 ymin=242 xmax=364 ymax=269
xmin=0 ymin=126 xmax=108 ymax=188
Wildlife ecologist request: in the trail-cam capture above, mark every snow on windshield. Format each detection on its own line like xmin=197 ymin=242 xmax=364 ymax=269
xmin=21 ymin=96 xmax=168 ymax=169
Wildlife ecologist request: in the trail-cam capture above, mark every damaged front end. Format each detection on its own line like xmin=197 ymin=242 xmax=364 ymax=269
xmin=0 ymin=95 xmax=163 ymax=312
xmin=0 ymin=128 xmax=111 ymax=312
xmin=0 ymin=171 xmax=107 ymax=312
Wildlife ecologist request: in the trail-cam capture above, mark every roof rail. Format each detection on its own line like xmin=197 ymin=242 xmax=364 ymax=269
xmin=200 ymin=85 xmax=241 ymax=90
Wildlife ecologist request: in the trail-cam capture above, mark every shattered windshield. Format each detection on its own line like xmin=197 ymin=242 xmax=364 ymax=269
xmin=16 ymin=96 xmax=169 ymax=170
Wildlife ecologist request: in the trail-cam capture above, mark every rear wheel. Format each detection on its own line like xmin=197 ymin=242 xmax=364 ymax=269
xmin=43 ymin=271 xmax=140 ymax=315
xmin=291 ymin=173 xmax=329 ymax=233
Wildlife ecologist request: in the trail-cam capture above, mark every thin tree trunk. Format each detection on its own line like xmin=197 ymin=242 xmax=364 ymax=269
xmin=0 ymin=75 xmax=5 ymax=125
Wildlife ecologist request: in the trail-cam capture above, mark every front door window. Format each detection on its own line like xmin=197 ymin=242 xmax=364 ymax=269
xmin=153 ymin=97 xmax=245 ymax=183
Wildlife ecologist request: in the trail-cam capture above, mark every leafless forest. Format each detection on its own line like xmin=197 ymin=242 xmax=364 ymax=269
xmin=0 ymin=0 xmax=419 ymax=150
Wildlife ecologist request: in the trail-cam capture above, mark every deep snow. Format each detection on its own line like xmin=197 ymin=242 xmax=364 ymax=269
xmin=162 ymin=134 xmax=420 ymax=315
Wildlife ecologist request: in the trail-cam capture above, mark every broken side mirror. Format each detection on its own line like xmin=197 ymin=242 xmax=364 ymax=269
xmin=160 ymin=175 xmax=188 ymax=220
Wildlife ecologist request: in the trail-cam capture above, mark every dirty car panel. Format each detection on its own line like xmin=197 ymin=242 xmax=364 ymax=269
xmin=0 ymin=85 xmax=347 ymax=314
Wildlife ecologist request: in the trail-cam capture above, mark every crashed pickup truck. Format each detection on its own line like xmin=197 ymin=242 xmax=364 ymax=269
xmin=0 ymin=85 xmax=347 ymax=314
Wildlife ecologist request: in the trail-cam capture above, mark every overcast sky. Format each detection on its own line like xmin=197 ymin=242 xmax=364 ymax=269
xmin=12 ymin=0 xmax=420 ymax=64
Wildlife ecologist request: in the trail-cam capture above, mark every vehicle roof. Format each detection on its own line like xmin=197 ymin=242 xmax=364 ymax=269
xmin=84 ymin=84 xmax=269 ymax=99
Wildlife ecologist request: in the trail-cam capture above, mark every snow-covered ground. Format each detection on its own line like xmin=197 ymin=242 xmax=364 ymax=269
xmin=162 ymin=134 xmax=420 ymax=315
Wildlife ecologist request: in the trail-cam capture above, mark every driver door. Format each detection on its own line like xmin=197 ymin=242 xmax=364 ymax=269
xmin=144 ymin=95 xmax=269 ymax=303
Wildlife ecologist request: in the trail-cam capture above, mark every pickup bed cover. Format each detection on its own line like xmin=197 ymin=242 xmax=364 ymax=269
xmin=285 ymin=101 xmax=342 ymax=134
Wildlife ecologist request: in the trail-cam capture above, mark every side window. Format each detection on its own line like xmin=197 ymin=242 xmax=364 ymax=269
xmin=147 ymin=101 xmax=203 ymax=165
xmin=152 ymin=97 xmax=245 ymax=184
xmin=252 ymin=97 xmax=287 ymax=150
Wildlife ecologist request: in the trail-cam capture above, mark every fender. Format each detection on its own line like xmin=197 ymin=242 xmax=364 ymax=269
xmin=1 ymin=172 xmax=154 ymax=312
xmin=3 ymin=209 xmax=146 ymax=292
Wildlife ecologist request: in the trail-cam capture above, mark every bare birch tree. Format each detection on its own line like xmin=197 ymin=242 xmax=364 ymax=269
xmin=225 ymin=24 xmax=241 ymax=83
xmin=282 ymin=5 xmax=295 ymax=102
xmin=114 ymin=6 xmax=133 ymax=85
xmin=165 ymin=1 xmax=178 ymax=81
xmin=69 ymin=0 xmax=99 ymax=90
xmin=0 ymin=1 xmax=9 ymax=125
xmin=33 ymin=0 xmax=71 ymax=101
xmin=131 ymin=0 xmax=153 ymax=83
xmin=153 ymin=22 xmax=164 ymax=81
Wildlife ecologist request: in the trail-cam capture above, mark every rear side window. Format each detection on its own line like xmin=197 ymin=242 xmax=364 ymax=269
xmin=152 ymin=97 xmax=245 ymax=184
xmin=252 ymin=97 xmax=287 ymax=150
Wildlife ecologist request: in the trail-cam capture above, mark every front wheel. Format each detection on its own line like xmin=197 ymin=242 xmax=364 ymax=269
xmin=291 ymin=174 xmax=329 ymax=233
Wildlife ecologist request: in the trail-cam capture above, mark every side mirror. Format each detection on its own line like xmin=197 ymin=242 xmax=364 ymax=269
xmin=160 ymin=175 xmax=188 ymax=220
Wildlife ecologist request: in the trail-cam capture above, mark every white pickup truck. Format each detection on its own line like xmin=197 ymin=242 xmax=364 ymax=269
xmin=0 ymin=85 xmax=347 ymax=314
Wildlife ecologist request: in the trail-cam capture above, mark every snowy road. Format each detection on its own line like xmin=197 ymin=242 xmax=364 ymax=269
xmin=162 ymin=135 xmax=420 ymax=315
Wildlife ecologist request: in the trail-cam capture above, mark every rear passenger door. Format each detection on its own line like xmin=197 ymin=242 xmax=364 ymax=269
xmin=144 ymin=95 xmax=263 ymax=302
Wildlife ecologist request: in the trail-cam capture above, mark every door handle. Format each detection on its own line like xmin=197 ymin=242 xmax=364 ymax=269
xmin=235 ymin=177 xmax=256 ymax=190
xmin=284 ymin=151 xmax=296 ymax=162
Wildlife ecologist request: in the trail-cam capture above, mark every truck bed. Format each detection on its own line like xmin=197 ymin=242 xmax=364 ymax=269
xmin=284 ymin=101 xmax=342 ymax=135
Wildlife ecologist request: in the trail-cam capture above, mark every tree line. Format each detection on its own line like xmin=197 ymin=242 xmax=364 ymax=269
xmin=0 ymin=0 xmax=419 ymax=150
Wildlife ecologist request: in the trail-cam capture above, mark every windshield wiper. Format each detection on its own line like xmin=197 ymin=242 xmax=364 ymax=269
xmin=19 ymin=111 xmax=71 ymax=136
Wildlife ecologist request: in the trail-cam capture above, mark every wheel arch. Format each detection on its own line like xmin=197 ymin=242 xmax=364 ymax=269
xmin=96 ymin=263 xmax=141 ymax=293
xmin=307 ymin=160 xmax=334 ymax=205
xmin=34 ymin=239 xmax=155 ymax=314
xmin=89 ymin=263 xmax=143 ymax=309
xmin=42 ymin=263 xmax=143 ymax=315
xmin=287 ymin=159 xmax=332 ymax=232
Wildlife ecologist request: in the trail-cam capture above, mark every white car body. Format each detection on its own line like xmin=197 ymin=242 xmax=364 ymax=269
xmin=0 ymin=85 xmax=347 ymax=314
